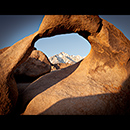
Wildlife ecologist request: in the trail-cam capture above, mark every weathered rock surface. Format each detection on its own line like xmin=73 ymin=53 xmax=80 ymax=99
xmin=0 ymin=46 xmax=10 ymax=54
xmin=16 ymin=15 xmax=130 ymax=115
xmin=17 ymin=83 xmax=31 ymax=95
xmin=0 ymin=31 xmax=39 ymax=115
xmin=1 ymin=15 xmax=130 ymax=115
xmin=14 ymin=49 xmax=51 ymax=82
xmin=16 ymin=61 xmax=81 ymax=114
xmin=38 ymin=15 xmax=101 ymax=38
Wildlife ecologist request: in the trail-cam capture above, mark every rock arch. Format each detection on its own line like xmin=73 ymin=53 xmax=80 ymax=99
xmin=0 ymin=15 xmax=130 ymax=115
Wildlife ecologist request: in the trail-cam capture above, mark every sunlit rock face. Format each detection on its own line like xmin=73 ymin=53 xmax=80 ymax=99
xmin=0 ymin=32 xmax=39 ymax=115
xmin=1 ymin=15 xmax=130 ymax=115
xmin=21 ymin=15 xmax=130 ymax=115
xmin=14 ymin=49 xmax=51 ymax=82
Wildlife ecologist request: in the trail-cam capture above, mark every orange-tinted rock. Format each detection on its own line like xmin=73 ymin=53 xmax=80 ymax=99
xmin=14 ymin=49 xmax=51 ymax=82
xmin=0 ymin=31 xmax=39 ymax=115
xmin=19 ymin=15 xmax=130 ymax=115
xmin=1 ymin=15 xmax=130 ymax=115
xmin=0 ymin=46 xmax=10 ymax=54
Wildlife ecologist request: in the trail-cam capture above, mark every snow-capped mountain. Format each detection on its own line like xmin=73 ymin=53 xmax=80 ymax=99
xmin=49 ymin=52 xmax=84 ymax=64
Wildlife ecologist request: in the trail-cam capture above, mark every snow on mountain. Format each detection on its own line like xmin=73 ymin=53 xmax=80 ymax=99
xmin=49 ymin=52 xmax=84 ymax=64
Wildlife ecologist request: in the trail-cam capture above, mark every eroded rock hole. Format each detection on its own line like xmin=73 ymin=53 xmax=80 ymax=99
xmin=14 ymin=33 xmax=91 ymax=85
xmin=35 ymin=33 xmax=91 ymax=66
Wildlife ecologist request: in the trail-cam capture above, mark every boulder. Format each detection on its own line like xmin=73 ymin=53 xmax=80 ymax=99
xmin=16 ymin=61 xmax=82 ymax=114
xmin=17 ymin=15 xmax=130 ymax=115
xmin=14 ymin=49 xmax=51 ymax=82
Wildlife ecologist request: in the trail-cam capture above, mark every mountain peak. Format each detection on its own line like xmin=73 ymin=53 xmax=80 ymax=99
xmin=60 ymin=52 xmax=65 ymax=54
xmin=49 ymin=52 xmax=83 ymax=64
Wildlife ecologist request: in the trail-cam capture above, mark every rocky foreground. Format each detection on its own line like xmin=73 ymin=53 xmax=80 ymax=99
xmin=0 ymin=15 xmax=130 ymax=115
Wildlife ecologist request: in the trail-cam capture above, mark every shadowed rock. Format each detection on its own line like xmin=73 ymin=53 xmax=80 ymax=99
xmin=14 ymin=49 xmax=51 ymax=83
xmin=0 ymin=31 xmax=39 ymax=115
xmin=1 ymin=15 xmax=130 ymax=115
xmin=16 ymin=15 xmax=130 ymax=115
xmin=38 ymin=15 xmax=101 ymax=38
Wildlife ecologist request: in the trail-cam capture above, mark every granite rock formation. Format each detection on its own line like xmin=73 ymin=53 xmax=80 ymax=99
xmin=17 ymin=15 xmax=130 ymax=115
xmin=1 ymin=15 xmax=130 ymax=115
xmin=14 ymin=49 xmax=51 ymax=82
xmin=0 ymin=32 xmax=40 ymax=115
xmin=49 ymin=52 xmax=83 ymax=64
xmin=0 ymin=46 xmax=10 ymax=54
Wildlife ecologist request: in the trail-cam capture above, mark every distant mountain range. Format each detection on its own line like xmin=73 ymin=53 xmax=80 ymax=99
xmin=49 ymin=52 xmax=84 ymax=64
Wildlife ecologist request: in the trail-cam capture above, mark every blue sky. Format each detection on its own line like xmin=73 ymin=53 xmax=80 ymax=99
xmin=35 ymin=33 xmax=90 ymax=57
xmin=0 ymin=15 xmax=130 ymax=57
xmin=0 ymin=15 xmax=43 ymax=48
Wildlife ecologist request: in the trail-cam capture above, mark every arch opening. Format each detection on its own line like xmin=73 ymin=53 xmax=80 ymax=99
xmin=35 ymin=33 xmax=91 ymax=61
xmin=14 ymin=33 xmax=91 ymax=83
